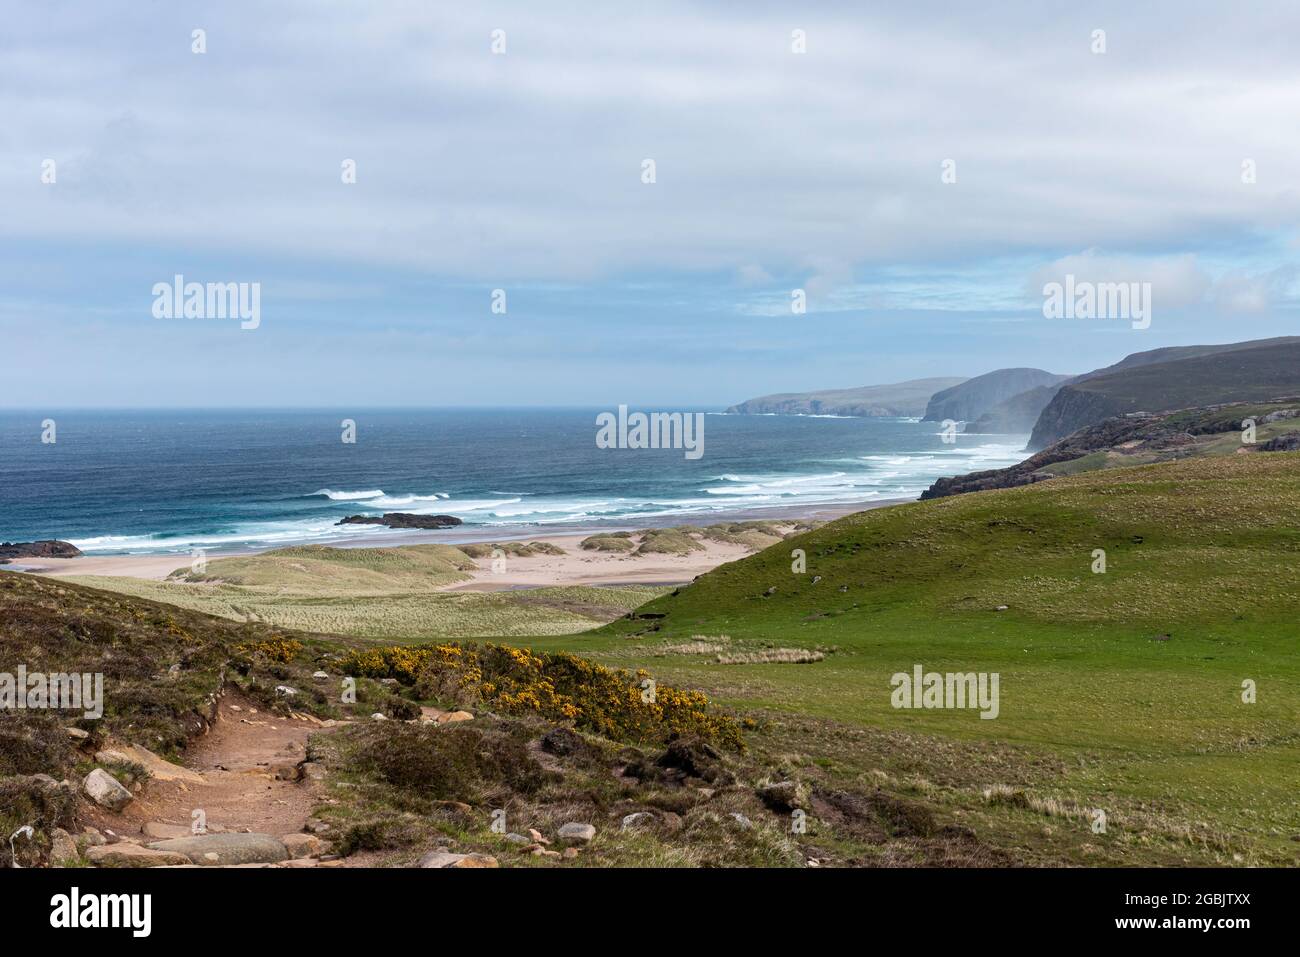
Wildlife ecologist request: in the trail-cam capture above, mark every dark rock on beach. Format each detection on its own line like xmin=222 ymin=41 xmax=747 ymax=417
xmin=0 ymin=540 xmax=83 ymax=563
xmin=336 ymin=513 xmax=463 ymax=530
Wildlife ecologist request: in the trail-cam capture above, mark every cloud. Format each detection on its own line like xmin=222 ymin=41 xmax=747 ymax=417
xmin=1028 ymin=251 xmax=1212 ymax=309
xmin=3 ymin=1 xmax=1300 ymax=282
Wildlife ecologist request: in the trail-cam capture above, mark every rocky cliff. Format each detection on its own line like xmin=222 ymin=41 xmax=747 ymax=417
xmin=922 ymin=368 xmax=1070 ymax=423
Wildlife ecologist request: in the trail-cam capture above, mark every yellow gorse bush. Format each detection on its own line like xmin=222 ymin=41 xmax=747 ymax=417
xmin=337 ymin=642 xmax=744 ymax=750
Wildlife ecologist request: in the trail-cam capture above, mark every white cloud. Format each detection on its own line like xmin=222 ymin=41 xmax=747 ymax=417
xmin=3 ymin=1 xmax=1300 ymax=283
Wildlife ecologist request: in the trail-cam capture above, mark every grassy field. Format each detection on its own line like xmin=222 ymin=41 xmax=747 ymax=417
xmin=524 ymin=454 xmax=1300 ymax=866
xmin=63 ymin=566 xmax=670 ymax=634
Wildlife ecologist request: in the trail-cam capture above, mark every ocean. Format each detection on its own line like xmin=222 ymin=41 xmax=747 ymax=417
xmin=0 ymin=409 xmax=1028 ymax=555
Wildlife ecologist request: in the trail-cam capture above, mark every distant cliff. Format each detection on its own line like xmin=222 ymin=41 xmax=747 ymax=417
xmin=969 ymin=384 xmax=1066 ymax=434
xmin=726 ymin=377 xmax=966 ymax=418
xmin=1028 ymin=339 xmax=1300 ymax=449
xmin=922 ymin=368 xmax=1070 ymax=424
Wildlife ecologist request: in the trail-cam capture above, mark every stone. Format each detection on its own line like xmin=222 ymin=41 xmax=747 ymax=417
xmin=418 ymin=850 xmax=499 ymax=868
xmin=274 ymin=685 xmax=298 ymax=697
xmin=527 ymin=828 xmax=550 ymax=845
xmin=436 ymin=710 xmax=474 ymax=724
xmin=621 ymin=812 xmax=656 ymax=831
xmin=94 ymin=744 xmax=206 ymax=785
xmin=282 ymin=833 xmax=325 ymax=859
xmin=312 ymin=671 xmax=329 ymax=679
xmin=562 ymin=847 xmax=580 ymax=859
xmin=503 ymin=832 xmax=530 ymax=844
xmin=299 ymin=761 xmax=327 ymax=781
xmin=146 ymin=833 xmax=289 ymax=866
xmin=142 ymin=822 xmax=192 ymax=840
xmin=83 ymin=768 xmax=133 ymax=812
xmin=556 ymin=822 xmax=596 ymax=844
xmin=87 ymin=844 xmax=192 ymax=867
xmin=49 ymin=828 xmax=79 ymax=866
xmin=371 ymin=713 xmax=387 ymax=721
xmin=65 ymin=727 xmax=90 ymax=741
xmin=730 ymin=813 xmax=754 ymax=830
xmin=80 ymin=827 xmax=107 ymax=847
xmin=272 ymin=764 xmax=302 ymax=782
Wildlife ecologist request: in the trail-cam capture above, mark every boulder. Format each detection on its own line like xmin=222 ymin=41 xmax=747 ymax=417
xmin=556 ymin=822 xmax=596 ymax=844
xmin=142 ymin=822 xmax=192 ymax=841
xmin=49 ymin=828 xmax=79 ymax=866
xmin=83 ymin=768 xmax=133 ymax=812
xmin=281 ymin=833 xmax=325 ymax=859
xmin=436 ymin=710 xmax=474 ymax=724
xmin=418 ymin=850 xmax=499 ymax=868
xmin=621 ymin=812 xmax=656 ymax=831
xmin=94 ymin=744 xmax=206 ymax=785
xmin=146 ymin=833 xmax=289 ymax=866
xmin=87 ymin=844 xmax=192 ymax=868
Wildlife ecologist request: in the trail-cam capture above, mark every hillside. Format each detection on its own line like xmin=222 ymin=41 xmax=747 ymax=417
xmin=725 ymin=377 xmax=966 ymax=417
xmin=541 ymin=454 xmax=1300 ymax=866
xmin=1079 ymin=335 xmax=1300 ymax=380
xmin=925 ymin=400 xmax=1300 ymax=498
xmin=1028 ymin=339 xmax=1300 ymax=449
xmin=922 ymin=368 xmax=1069 ymax=424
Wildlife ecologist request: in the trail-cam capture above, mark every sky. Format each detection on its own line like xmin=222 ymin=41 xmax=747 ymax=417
xmin=2 ymin=0 xmax=1299 ymax=407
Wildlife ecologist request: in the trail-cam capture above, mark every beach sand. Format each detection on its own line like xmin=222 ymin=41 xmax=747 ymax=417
xmin=7 ymin=498 xmax=912 ymax=589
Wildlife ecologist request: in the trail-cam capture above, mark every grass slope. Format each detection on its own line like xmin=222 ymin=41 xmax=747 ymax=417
xmin=531 ymin=454 xmax=1300 ymax=865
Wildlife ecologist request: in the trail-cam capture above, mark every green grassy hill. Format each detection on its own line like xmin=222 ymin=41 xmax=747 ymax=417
xmin=533 ymin=454 xmax=1300 ymax=865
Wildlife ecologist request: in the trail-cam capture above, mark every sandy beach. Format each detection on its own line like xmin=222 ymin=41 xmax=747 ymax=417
xmin=6 ymin=497 xmax=912 ymax=588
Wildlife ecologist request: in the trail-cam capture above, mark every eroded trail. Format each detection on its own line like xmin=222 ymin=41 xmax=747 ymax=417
xmin=87 ymin=694 xmax=330 ymax=856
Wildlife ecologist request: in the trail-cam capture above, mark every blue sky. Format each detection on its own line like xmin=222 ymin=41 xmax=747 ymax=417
xmin=2 ymin=1 xmax=1299 ymax=407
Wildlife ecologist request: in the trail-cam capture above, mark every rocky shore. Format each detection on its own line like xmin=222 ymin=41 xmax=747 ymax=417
xmin=336 ymin=513 xmax=463 ymax=530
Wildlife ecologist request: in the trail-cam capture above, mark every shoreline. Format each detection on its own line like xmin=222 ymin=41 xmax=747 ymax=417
xmin=5 ymin=496 xmax=914 ymax=584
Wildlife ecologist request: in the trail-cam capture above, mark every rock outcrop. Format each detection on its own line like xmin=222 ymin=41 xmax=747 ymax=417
xmin=336 ymin=513 xmax=463 ymax=529
xmin=0 ymin=540 xmax=82 ymax=562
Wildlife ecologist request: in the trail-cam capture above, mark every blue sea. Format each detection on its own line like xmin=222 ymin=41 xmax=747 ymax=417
xmin=0 ymin=409 xmax=1028 ymax=555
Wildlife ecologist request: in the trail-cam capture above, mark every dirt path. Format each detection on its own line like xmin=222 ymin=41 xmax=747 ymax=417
xmin=87 ymin=693 xmax=328 ymax=847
